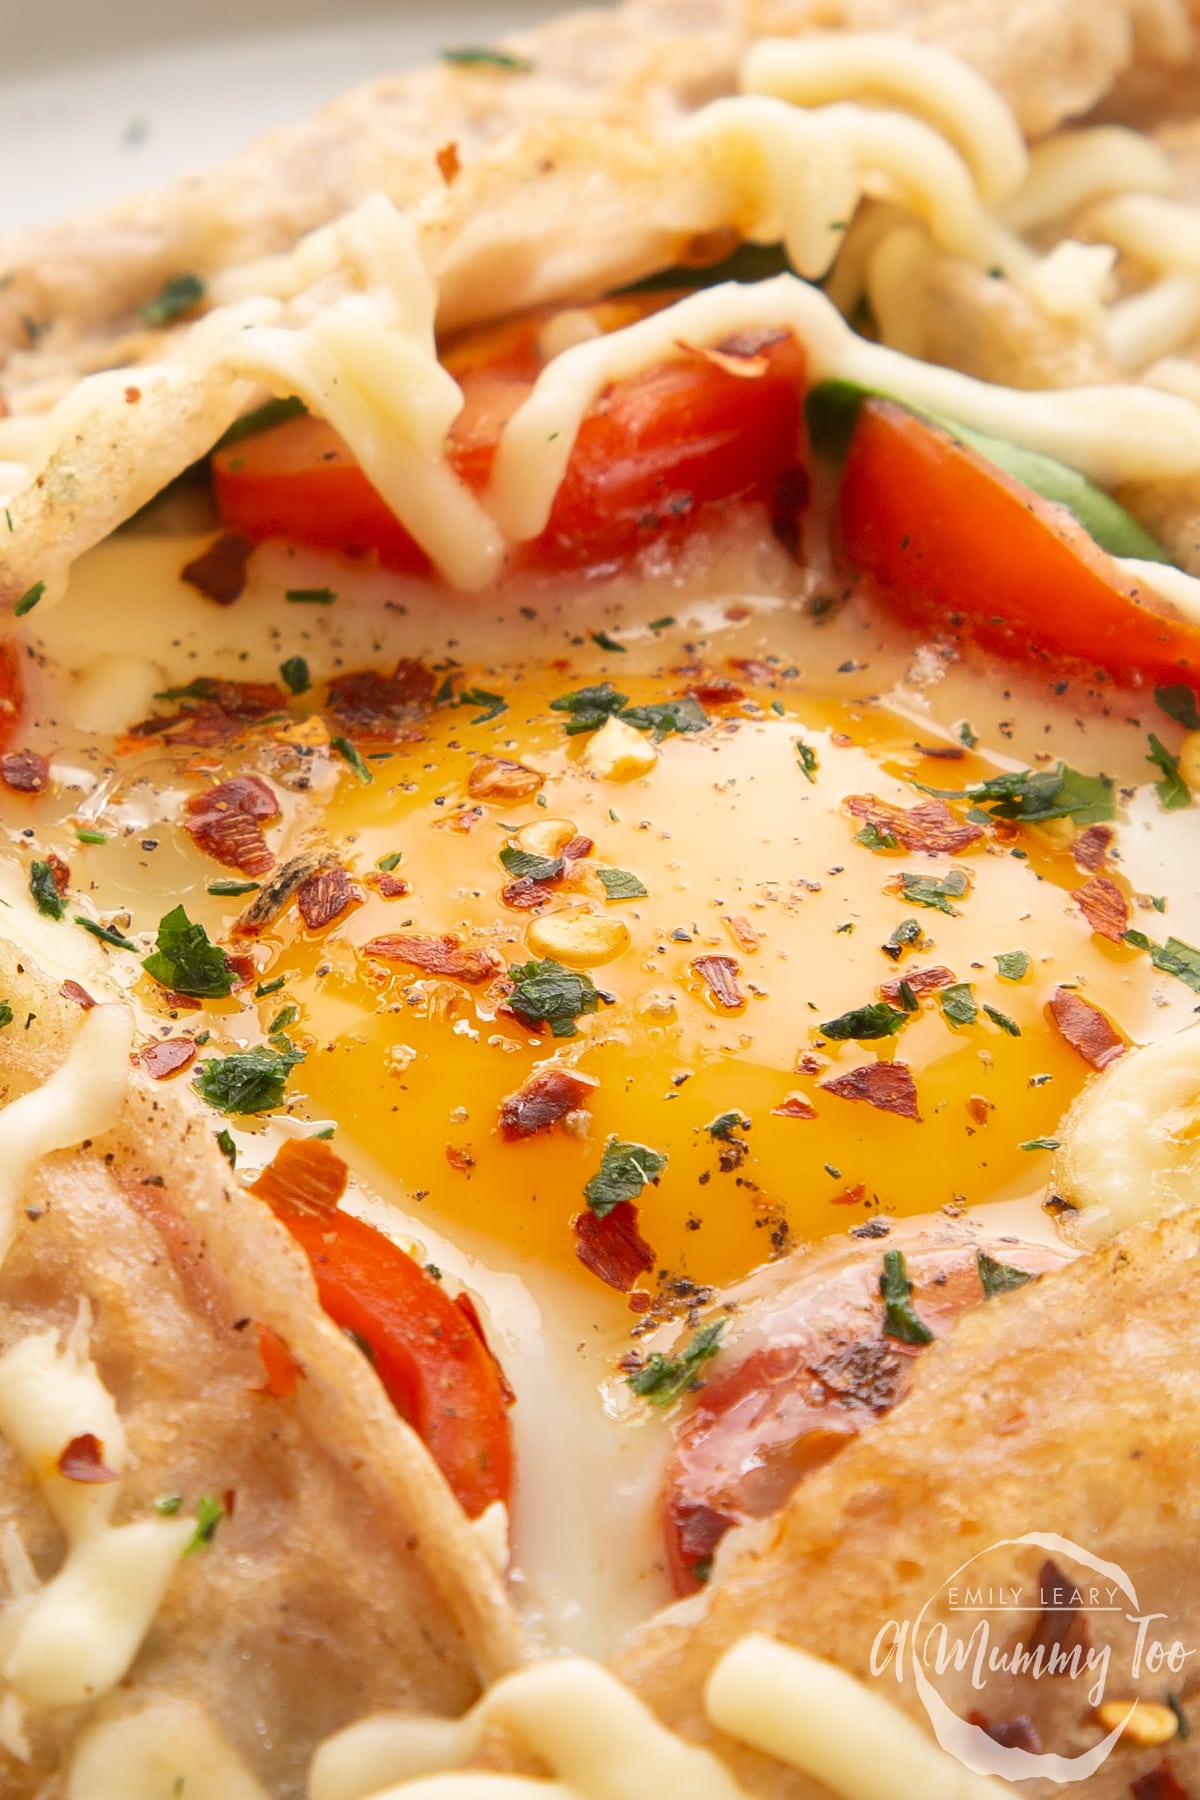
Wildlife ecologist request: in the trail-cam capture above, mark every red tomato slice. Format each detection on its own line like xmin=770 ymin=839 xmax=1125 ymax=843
xmin=0 ymin=643 xmax=25 ymax=752
xmin=213 ymin=312 xmax=807 ymax=578
xmin=838 ymin=399 xmax=1200 ymax=696
xmin=254 ymin=1143 xmax=513 ymax=1519
xmin=661 ymin=1234 xmax=1066 ymax=1595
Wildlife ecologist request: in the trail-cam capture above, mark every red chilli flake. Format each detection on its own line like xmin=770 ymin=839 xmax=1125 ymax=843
xmin=501 ymin=875 xmax=560 ymax=910
xmin=966 ymin=1714 xmax=1043 ymax=1755
xmin=499 ymin=1068 xmax=597 ymax=1139
xmin=454 ymin=1291 xmax=516 ymax=1406
xmin=60 ymin=979 xmax=96 ymax=1010
xmin=139 ymin=1037 xmax=198 ymax=1080
xmin=691 ymin=954 xmax=745 ymax=1010
xmin=56 ymin=1433 xmax=118 ymax=1483
xmin=574 ymin=1200 xmax=655 ymax=1292
xmin=821 ymin=1061 xmax=922 ymax=1121
xmin=1047 ymin=988 xmax=1126 ymax=1071
xmin=830 ymin=1183 xmax=867 ymax=1206
xmin=879 ymin=965 xmax=956 ymax=1003
xmin=1074 ymin=874 xmax=1129 ymax=943
xmin=326 ymin=659 xmax=435 ymax=741
xmin=181 ymin=532 xmax=254 ymax=605
xmin=1132 ymin=1761 xmax=1190 ymax=1800
xmin=184 ymin=774 xmax=280 ymax=877
xmin=45 ymin=851 xmax=70 ymax=894
xmin=363 ymin=934 xmax=502 ymax=984
xmin=253 ymin=1320 xmax=303 ymax=1398
xmin=467 ymin=757 xmax=543 ymax=801
xmin=365 ymin=871 xmax=410 ymax=898
xmin=445 ymin=1144 xmax=475 ymax=1173
xmin=0 ymin=748 xmax=49 ymax=793
xmin=1072 ymin=823 xmax=1115 ymax=872
xmin=297 ymin=864 xmax=358 ymax=931
xmin=845 ymin=794 xmax=983 ymax=855
xmin=772 ymin=1094 xmax=818 ymax=1120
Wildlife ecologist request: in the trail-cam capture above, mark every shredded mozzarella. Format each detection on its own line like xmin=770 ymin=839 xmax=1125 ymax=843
xmin=67 ymin=1695 xmax=271 ymax=1800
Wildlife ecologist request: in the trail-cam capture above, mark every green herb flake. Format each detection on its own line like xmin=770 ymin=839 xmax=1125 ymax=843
xmin=215 ymin=394 xmax=307 ymax=449
xmin=268 ymin=1004 xmax=299 ymax=1035
xmin=29 ymin=860 xmax=65 ymax=921
xmin=331 ymin=736 xmax=373 ymax=785
xmin=440 ymin=45 xmax=534 ymax=70
xmin=550 ymin=682 xmax=629 ymax=734
xmin=75 ymin=916 xmax=138 ymax=953
xmin=620 ymin=696 xmax=709 ymax=739
xmin=279 ymin=655 xmax=311 ymax=696
xmin=208 ymin=878 xmax=260 ymax=897
xmin=312 ymin=1125 xmax=336 ymax=1141
xmin=183 ymin=1493 xmax=225 ymax=1555
xmin=499 ymin=846 xmax=564 ymax=883
xmin=1019 ymin=1136 xmax=1059 ymax=1152
xmin=584 ymin=1135 xmax=669 ymax=1217
xmin=978 ymin=1251 xmax=1035 ymax=1298
xmin=143 ymin=905 xmax=235 ymax=998
xmin=74 ymin=826 xmax=108 ymax=845
xmin=140 ymin=272 xmax=205 ymax=327
xmin=939 ymin=983 xmax=977 ymax=1026
xmin=958 ymin=721 xmax=979 ymax=749
xmin=0 ymin=1001 xmax=12 ymax=1030
xmin=705 ymin=1111 xmax=748 ymax=1141
xmin=506 ymin=958 xmax=600 ymax=1038
xmin=1155 ymin=685 xmax=1200 ymax=732
xmin=591 ymin=629 xmax=626 ymax=653
xmin=377 ymin=851 xmax=403 ymax=873
xmin=885 ymin=917 xmax=921 ymax=958
xmin=649 ymin=616 xmax=676 ymax=631
xmin=627 ymin=1320 xmax=723 ymax=1408
xmin=819 ymin=1001 xmax=908 ymax=1041
xmin=795 ymin=739 xmax=819 ymax=783
xmin=193 ymin=1043 xmax=305 ymax=1115
xmin=597 ymin=868 xmax=648 ymax=900
xmin=983 ymin=1003 xmax=1021 ymax=1037
xmin=1147 ymin=733 xmax=1192 ymax=811
xmin=856 ymin=823 xmax=899 ymax=851
xmin=285 ymin=586 xmax=336 ymax=605
xmin=155 ymin=1492 xmax=184 ymax=1515
xmin=896 ymin=979 xmax=919 ymax=1013
xmin=961 ymin=762 xmax=1115 ymax=827
xmin=14 ymin=580 xmax=45 ymax=618
xmin=994 ymin=950 xmax=1030 ymax=981
xmin=457 ymin=687 xmax=508 ymax=724
xmin=216 ymin=1129 xmax=237 ymax=1167
xmin=880 ymin=1249 xmax=933 ymax=1346
xmin=1123 ymin=929 xmax=1200 ymax=995
xmin=1167 ymin=1694 xmax=1190 ymax=1740
xmin=898 ymin=869 xmax=969 ymax=915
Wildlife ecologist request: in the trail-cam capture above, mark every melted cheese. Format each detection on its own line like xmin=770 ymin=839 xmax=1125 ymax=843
xmin=66 ymin=1695 xmax=271 ymax=1800
xmin=705 ymin=1634 xmax=1010 ymax=1799
xmin=0 ymin=1310 xmax=191 ymax=1709
xmin=0 ymin=1004 xmax=133 ymax=1262
xmin=998 ymin=128 xmax=1174 ymax=236
xmin=310 ymin=1659 xmax=748 ymax=1800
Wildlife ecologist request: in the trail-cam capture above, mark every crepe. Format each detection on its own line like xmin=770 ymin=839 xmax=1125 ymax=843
xmin=0 ymin=950 xmax=526 ymax=1797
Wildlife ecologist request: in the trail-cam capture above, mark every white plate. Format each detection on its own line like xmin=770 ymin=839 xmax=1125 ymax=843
xmin=1 ymin=0 xmax=569 ymax=234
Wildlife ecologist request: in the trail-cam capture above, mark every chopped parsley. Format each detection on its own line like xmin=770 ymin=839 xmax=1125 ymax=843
xmin=182 ymin=1493 xmax=225 ymax=1555
xmin=29 ymin=860 xmax=65 ymax=921
xmin=883 ymin=917 xmax=921 ymax=959
xmin=897 ymin=869 xmax=969 ymax=915
xmin=1168 ymin=1694 xmax=1191 ymax=1740
xmin=1019 ymin=1136 xmax=1059 ymax=1152
xmin=279 ymin=655 xmax=311 ymax=696
xmin=978 ymin=1251 xmax=1035 ymax=1298
xmin=193 ymin=1043 xmax=305 ymax=1115
xmin=377 ymin=851 xmax=403 ymax=873
xmin=649 ymin=616 xmax=676 ymax=631
xmin=591 ymin=629 xmax=626 ymax=653
xmin=74 ymin=915 xmax=138 ymax=953
xmin=549 ymin=683 xmax=708 ymax=740
xmin=795 ymin=739 xmax=819 ymax=783
xmin=499 ymin=846 xmax=564 ymax=883
xmin=994 ymin=950 xmax=1030 ymax=981
xmin=819 ymin=1001 xmax=907 ymax=1041
xmin=255 ymin=975 xmax=285 ymax=997
xmin=285 ymin=586 xmax=336 ymax=605
xmin=705 ymin=1110 xmax=749 ymax=1141
xmin=620 ymin=696 xmax=708 ymax=738
xmin=506 ymin=957 xmax=600 ymax=1037
xmin=330 ymin=735 xmax=373 ymax=784
xmin=939 ymin=983 xmax=978 ymax=1026
xmin=208 ymin=878 xmax=259 ymax=897
xmin=0 ymin=1001 xmax=12 ymax=1030
xmin=983 ymin=1003 xmax=1021 ymax=1036
xmin=215 ymin=394 xmax=307 ymax=448
xmin=597 ymin=868 xmax=648 ymax=900
xmin=550 ymin=682 xmax=628 ymax=734
xmin=1123 ymin=928 xmax=1200 ymax=994
xmin=1155 ymin=684 xmax=1200 ymax=732
xmin=268 ymin=1004 xmax=299 ymax=1035
xmin=880 ymin=1249 xmax=933 ymax=1346
xmin=1147 ymin=734 xmax=1192 ymax=811
xmin=440 ymin=45 xmax=534 ymax=70
xmin=457 ymin=687 xmax=508 ymax=724
xmin=143 ymin=905 xmax=235 ymax=998
xmin=140 ymin=272 xmax=205 ymax=326
xmin=924 ymin=762 xmax=1115 ymax=827
xmin=896 ymin=979 xmax=919 ymax=1012
xmin=74 ymin=827 xmax=108 ymax=845
xmin=154 ymin=1492 xmax=184 ymax=1515
xmin=958 ymin=720 xmax=979 ymax=749
xmin=584 ymin=1136 xmax=669 ymax=1217
xmin=14 ymin=581 xmax=44 ymax=618
xmin=856 ymin=823 xmax=899 ymax=851
xmin=216 ymin=1129 xmax=237 ymax=1168
xmin=627 ymin=1320 xmax=723 ymax=1407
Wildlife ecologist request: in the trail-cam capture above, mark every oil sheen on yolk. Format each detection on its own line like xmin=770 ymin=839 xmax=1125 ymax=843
xmin=250 ymin=663 xmax=1150 ymax=1296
